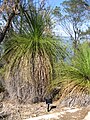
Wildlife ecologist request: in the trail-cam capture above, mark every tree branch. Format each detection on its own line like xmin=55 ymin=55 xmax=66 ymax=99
xmin=0 ymin=11 xmax=15 ymax=43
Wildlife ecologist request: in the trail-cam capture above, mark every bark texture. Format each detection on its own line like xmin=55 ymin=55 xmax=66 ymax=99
xmin=4 ymin=53 xmax=52 ymax=103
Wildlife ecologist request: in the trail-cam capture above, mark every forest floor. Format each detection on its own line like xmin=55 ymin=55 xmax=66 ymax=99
xmin=1 ymin=99 xmax=90 ymax=120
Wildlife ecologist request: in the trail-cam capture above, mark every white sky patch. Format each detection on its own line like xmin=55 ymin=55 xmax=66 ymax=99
xmin=52 ymin=25 xmax=68 ymax=37
xmin=52 ymin=20 xmax=90 ymax=37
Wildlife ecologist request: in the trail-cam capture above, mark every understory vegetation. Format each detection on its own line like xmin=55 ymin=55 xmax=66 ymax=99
xmin=50 ymin=42 xmax=90 ymax=103
xmin=0 ymin=0 xmax=90 ymax=107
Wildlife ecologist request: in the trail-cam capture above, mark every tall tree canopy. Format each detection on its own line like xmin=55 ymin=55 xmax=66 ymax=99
xmin=53 ymin=0 xmax=90 ymax=50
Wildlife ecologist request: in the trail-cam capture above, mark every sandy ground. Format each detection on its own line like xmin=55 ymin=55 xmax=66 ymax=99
xmin=24 ymin=107 xmax=90 ymax=120
xmin=83 ymin=112 xmax=90 ymax=120
xmin=24 ymin=108 xmax=81 ymax=120
xmin=1 ymin=100 xmax=90 ymax=120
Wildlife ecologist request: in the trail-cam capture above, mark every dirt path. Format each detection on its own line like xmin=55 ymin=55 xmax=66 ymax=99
xmin=1 ymin=100 xmax=90 ymax=120
xmin=83 ymin=112 xmax=90 ymax=120
xmin=24 ymin=107 xmax=89 ymax=120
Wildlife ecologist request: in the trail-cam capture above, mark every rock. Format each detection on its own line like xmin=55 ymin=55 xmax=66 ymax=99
xmin=32 ymin=97 xmax=39 ymax=103
xmin=45 ymin=87 xmax=61 ymax=101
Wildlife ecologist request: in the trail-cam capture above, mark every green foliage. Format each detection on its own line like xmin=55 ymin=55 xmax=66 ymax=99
xmin=72 ymin=42 xmax=90 ymax=81
xmin=50 ymin=42 xmax=90 ymax=98
xmin=13 ymin=2 xmax=52 ymax=36
xmin=1 ymin=2 xmax=67 ymax=101
xmin=3 ymin=34 xmax=65 ymax=70
xmin=2 ymin=2 xmax=66 ymax=71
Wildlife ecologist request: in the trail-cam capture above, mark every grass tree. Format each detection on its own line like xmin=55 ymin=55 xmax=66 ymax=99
xmin=57 ymin=42 xmax=90 ymax=102
xmin=65 ymin=42 xmax=90 ymax=94
xmin=51 ymin=42 xmax=90 ymax=106
xmin=2 ymin=4 xmax=66 ymax=103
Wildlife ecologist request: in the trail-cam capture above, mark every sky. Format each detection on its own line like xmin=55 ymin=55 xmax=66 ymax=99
xmin=47 ymin=0 xmax=90 ymax=37
xmin=0 ymin=0 xmax=90 ymax=37
xmin=48 ymin=0 xmax=64 ymax=7
xmin=48 ymin=0 xmax=90 ymax=7
xmin=48 ymin=0 xmax=67 ymax=36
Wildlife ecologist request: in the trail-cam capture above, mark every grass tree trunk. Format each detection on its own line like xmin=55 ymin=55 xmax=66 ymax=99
xmin=4 ymin=52 xmax=52 ymax=103
xmin=30 ymin=52 xmax=51 ymax=102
